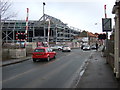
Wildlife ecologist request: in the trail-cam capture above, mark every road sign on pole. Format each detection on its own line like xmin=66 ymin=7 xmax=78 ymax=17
xmin=102 ymin=18 xmax=112 ymax=32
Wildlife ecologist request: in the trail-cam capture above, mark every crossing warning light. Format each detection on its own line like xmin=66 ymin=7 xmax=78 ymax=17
xmin=98 ymin=34 xmax=106 ymax=40
xmin=16 ymin=33 xmax=28 ymax=41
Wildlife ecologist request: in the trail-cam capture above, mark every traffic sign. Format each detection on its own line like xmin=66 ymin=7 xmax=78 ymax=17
xmin=102 ymin=18 xmax=112 ymax=32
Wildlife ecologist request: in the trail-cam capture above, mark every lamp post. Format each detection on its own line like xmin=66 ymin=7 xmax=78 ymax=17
xmin=43 ymin=2 xmax=46 ymax=42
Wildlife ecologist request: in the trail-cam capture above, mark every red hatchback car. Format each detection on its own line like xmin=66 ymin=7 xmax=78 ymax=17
xmin=32 ymin=47 xmax=56 ymax=62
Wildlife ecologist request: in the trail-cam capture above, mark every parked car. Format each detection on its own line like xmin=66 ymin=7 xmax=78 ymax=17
xmin=81 ymin=45 xmax=85 ymax=49
xmin=91 ymin=45 xmax=97 ymax=50
xmin=32 ymin=47 xmax=56 ymax=62
xmin=82 ymin=45 xmax=91 ymax=50
xmin=50 ymin=45 xmax=63 ymax=50
xmin=62 ymin=45 xmax=71 ymax=52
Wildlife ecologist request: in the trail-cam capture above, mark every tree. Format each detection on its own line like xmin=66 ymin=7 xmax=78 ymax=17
xmin=79 ymin=30 xmax=87 ymax=37
xmin=0 ymin=0 xmax=17 ymax=44
xmin=0 ymin=0 xmax=17 ymax=21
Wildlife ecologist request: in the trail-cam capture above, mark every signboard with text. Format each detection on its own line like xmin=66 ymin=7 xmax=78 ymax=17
xmin=102 ymin=18 xmax=112 ymax=32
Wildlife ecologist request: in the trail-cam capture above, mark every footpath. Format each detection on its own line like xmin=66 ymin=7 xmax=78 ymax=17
xmin=1 ymin=56 xmax=31 ymax=67
xmin=76 ymin=51 xmax=120 ymax=88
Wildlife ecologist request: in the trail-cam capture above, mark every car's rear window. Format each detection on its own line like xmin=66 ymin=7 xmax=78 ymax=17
xmin=34 ymin=49 xmax=45 ymax=52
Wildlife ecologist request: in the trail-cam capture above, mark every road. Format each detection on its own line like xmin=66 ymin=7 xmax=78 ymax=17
xmin=2 ymin=49 xmax=93 ymax=88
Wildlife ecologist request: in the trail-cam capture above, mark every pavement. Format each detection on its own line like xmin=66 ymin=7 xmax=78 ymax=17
xmin=1 ymin=56 xmax=32 ymax=67
xmin=76 ymin=51 xmax=120 ymax=88
xmin=1 ymin=49 xmax=120 ymax=88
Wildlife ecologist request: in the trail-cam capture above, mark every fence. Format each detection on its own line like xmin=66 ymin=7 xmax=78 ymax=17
xmin=107 ymin=40 xmax=114 ymax=69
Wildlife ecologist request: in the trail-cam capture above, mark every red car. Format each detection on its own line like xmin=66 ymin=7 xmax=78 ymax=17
xmin=32 ymin=47 xmax=56 ymax=62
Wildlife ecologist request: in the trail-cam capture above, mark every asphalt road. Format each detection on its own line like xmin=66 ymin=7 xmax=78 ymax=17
xmin=2 ymin=49 xmax=93 ymax=88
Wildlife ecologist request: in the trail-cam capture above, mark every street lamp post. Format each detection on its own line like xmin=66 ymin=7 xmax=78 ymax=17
xmin=43 ymin=2 xmax=46 ymax=42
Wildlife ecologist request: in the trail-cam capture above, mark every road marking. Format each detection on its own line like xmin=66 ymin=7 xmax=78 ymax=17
xmin=3 ymin=63 xmax=52 ymax=83
xmin=54 ymin=52 xmax=74 ymax=61
xmin=2 ymin=53 xmax=73 ymax=83
xmin=2 ymin=51 xmax=75 ymax=84
xmin=2 ymin=65 xmax=44 ymax=83
xmin=74 ymin=51 xmax=94 ymax=88
xmin=21 ymin=57 xmax=75 ymax=88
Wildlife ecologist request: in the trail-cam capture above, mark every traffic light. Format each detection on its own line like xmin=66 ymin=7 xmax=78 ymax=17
xmin=98 ymin=34 xmax=102 ymax=39
xmin=102 ymin=33 xmax=106 ymax=39
xmin=98 ymin=34 xmax=106 ymax=40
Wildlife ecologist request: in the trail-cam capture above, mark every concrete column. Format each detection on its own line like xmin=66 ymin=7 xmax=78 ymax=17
xmin=119 ymin=2 xmax=120 ymax=60
xmin=118 ymin=4 xmax=120 ymax=79
xmin=114 ymin=8 xmax=119 ymax=78
xmin=33 ymin=25 xmax=35 ymax=42
xmin=55 ymin=25 xmax=57 ymax=43
xmin=13 ymin=22 xmax=15 ymax=43
xmin=0 ymin=11 xmax=2 ymax=90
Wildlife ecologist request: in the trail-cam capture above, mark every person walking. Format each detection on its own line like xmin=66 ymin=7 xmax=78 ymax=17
xmin=96 ymin=43 xmax=98 ymax=51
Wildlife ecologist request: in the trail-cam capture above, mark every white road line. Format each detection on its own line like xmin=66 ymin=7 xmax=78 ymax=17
xmin=2 ymin=67 xmax=38 ymax=83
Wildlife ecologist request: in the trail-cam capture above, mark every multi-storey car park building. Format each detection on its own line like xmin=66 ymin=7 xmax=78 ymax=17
xmin=2 ymin=14 xmax=81 ymax=43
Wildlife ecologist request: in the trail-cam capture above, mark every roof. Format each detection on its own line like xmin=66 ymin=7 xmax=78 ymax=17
xmin=35 ymin=14 xmax=66 ymax=27
xmin=88 ymin=32 xmax=98 ymax=37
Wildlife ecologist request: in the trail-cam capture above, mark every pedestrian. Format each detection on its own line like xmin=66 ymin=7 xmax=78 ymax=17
xmin=96 ymin=43 xmax=98 ymax=51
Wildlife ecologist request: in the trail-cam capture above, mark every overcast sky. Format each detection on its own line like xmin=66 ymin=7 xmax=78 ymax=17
xmin=8 ymin=0 xmax=116 ymax=33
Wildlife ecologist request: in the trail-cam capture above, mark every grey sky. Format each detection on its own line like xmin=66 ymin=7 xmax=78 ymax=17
xmin=9 ymin=0 xmax=116 ymax=33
